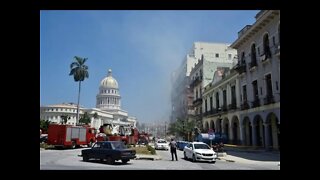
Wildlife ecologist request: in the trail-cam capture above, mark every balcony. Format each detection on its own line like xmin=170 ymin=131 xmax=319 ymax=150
xmin=264 ymin=95 xmax=275 ymax=105
xmin=190 ymin=76 xmax=202 ymax=88
xmin=222 ymin=104 xmax=228 ymax=112
xmin=240 ymin=102 xmax=250 ymax=110
xmin=233 ymin=62 xmax=247 ymax=74
xmin=251 ymin=99 xmax=260 ymax=108
xmin=193 ymin=98 xmax=202 ymax=106
xmin=249 ymin=60 xmax=257 ymax=71
xmin=228 ymin=102 xmax=237 ymax=110
xmin=260 ymin=50 xmax=272 ymax=64
xmin=203 ymin=108 xmax=218 ymax=117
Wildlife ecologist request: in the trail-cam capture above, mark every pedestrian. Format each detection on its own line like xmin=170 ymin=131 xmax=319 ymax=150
xmin=169 ymin=138 xmax=178 ymax=161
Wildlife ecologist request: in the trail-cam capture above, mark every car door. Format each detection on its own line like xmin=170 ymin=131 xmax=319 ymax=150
xmin=185 ymin=143 xmax=192 ymax=158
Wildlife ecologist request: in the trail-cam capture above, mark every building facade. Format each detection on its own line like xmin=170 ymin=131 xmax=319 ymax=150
xmin=188 ymin=42 xmax=237 ymax=131
xmin=200 ymin=10 xmax=280 ymax=150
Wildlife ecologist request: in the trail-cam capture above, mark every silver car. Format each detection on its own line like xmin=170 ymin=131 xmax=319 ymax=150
xmin=183 ymin=142 xmax=217 ymax=163
xmin=155 ymin=139 xmax=169 ymax=150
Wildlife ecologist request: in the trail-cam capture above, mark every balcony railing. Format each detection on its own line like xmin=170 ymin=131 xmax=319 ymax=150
xmin=203 ymin=108 xmax=218 ymax=117
xmin=228 ymin=102 xmax=237 ymax=110
xmin=190 ymin=76 xmax=202 ymax=88
xmin=264 ymin=95 xmax=275 ymax=105
xmin=233 ymin=62 xmax=247 ymax=74
xmin=240 ymin=101 xmax=250 ymax=110
xmin=251 ymin=99 xmax=260 ymax=108
xmin=260 ymin=49 xmax=272 ymax=63
xmin=249 ymin=60 xmax=257 ymax=69
xmin=222 ymin=104 xmax=228 ymax=112
xmin=193 ymin=98 xmax=202 ymax=105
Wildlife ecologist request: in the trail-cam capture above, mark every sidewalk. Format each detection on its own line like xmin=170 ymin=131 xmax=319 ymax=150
xmin=135 ymin=154 xmax=162 ymax=161
xmin=218 ymin=144 xmax=280 ymax=163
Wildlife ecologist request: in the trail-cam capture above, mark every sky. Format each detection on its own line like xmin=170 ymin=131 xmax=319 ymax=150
xmin=40 ymin=10 xmax=259 ymax=124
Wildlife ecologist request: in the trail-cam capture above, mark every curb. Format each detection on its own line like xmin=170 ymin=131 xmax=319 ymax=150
xmin=135 ymin=155 xmax=162 ymax=161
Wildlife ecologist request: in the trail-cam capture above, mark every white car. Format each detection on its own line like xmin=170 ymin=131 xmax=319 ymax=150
xmin=155 ymin=139 xmax=169 ymax=150
xmin=183 ymin=142 xmax=217 ymax=163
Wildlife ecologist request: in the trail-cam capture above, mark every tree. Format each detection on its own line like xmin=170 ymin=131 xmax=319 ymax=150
xmin=167 ymin=118 xmax=196 ymax=140
xmin=79 ymin=112 xmax=91 ymax=125
xmin=60 ymin=115 xmax=70 ymax=124
xmin=40 ymin=119 xmax=51 ymax=133
xmin=93 ymin=112 xmax=98 ymax=119
xmin=69 ymin=56 xmax=89 ymax=125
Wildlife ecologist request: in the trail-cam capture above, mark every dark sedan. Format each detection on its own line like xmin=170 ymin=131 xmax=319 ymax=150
xmin=81 ymin=141 xmax=136 ymax=164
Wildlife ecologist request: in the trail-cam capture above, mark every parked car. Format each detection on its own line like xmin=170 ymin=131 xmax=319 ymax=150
xmin=40 ymin=134 xmax=48 ymax=143
xmin=177 ymin=141 xmax=189 ymax=151
xmin=81 ymin=141 xmax=136 ymax=164
xmin=154 ymin=139 xmax=169 ymax=150
xmin=183 ymin=142 xmax=217 ymax=163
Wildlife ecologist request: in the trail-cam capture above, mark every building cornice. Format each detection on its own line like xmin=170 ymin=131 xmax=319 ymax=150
xmin=230 ymin=10 xmax=280 ymax=49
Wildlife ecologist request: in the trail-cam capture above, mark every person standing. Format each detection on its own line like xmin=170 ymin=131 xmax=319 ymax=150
xmin=169 ymin=138 xmax=178 ymax=161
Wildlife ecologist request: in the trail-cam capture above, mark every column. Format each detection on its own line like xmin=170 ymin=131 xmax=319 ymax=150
xmin=240 ymin=123 xmax=245 ymax=145
xmin=271 ymin=122 xmax=279 ymax=150
xmin=264 ymin=123 xmax=271 ymax=150
xmin=252 ymin=124 xmax=258 ymax=147
xmin=229 ymin=122 xmax=234 ymax=144
xmin=236 ymin=78 xmax=241 ymax=108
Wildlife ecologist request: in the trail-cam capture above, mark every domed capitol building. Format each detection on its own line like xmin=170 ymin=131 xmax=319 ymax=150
xmin=40 ymin=69 xmax=137 ymax=131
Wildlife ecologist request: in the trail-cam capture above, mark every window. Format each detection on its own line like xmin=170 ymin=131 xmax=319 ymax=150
xmin=205 ymin=99 xmax=207 ymax=112
xmin=263 ymin=33 xmax=271 ymax=58
xmin=251 ymin=43 xmax=257 ymax=66
xmin=215 ymin=53 xmax=219 ymax=58
xmin=241 ymin=52 xmax=245 ymax=64
xmin=228 ymin=54 xmax=232 ymax=60
xmin=252 ymin=80 xmax=259 ymax=100
xmin=231 ymin=86 xmax=236 ymax=105
xmin=210 ymin=96 xmax=213 ymax=110
xmin=265 ymin=74 xmax=273 ymax=96
xmin=216 ymin=92 xmax=220 ymax=109
xmin=276 ymin=81 xmax=279 ymax=90
xmin=273 ymin=36 xmax=276 ymax=46
xmin=223 ymin=90 xmax=227 ymax=108
xmin=243 ymin=85 xmax=247 ymax=102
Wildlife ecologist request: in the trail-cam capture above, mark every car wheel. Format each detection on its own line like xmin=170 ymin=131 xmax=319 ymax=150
xmin=184 ymin=152 xmax=187 ymax=159
xmin=192 ymin=154 xmax=196 ymax=162
xmin=107 ymin=156 xmax=114 ymax=165
xmin=122 ymin=159 xmax=129 ymax=164
xmin=83 ymin=155 xmax=89 ymax=162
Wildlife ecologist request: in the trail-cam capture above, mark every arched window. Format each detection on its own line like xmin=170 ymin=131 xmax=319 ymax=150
xmin=263 ymin=33 xmax=271 ymax=59
xmin=251 ymin=43 xmax=257 ymax=66
xmin=241 ymin=52 xmax=245 ymax=64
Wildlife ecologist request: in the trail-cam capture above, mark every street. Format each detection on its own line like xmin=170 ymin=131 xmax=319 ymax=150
xmin=40 ymin=148 xmax=280 ymax=170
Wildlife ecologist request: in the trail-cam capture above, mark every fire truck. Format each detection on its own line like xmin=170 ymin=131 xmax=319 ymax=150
xmin=96 ymin=124 xmax=148 ymax=145
xmin=47 ymin=124 xmax=97 ymax=149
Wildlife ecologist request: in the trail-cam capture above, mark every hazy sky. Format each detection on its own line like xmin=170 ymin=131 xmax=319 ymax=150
xmin=40 ymin=10 xmax=259 ymax=124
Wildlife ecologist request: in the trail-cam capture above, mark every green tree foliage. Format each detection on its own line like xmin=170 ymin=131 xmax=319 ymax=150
xmin=167 ymin=118 xmax=196 ymax=140
xmin=60 ymin=115 xmax=70 ymax=124
xmin=40 ymin=119 xmax=50 ymax=132
xmin=69 ymin=56 xmax=89 ymax=124
xmin=79 ymin=112 xmax=91 ymax=125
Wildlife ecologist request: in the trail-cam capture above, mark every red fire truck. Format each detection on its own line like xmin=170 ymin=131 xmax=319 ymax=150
xmin=96 ymin=124 xmax=140 ymax=145
xmin=47 ymin=124 xmax=96 ymax=149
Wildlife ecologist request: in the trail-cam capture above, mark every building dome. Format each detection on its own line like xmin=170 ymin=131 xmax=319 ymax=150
xmin=100 ymin=69 xmax=118 ymax=89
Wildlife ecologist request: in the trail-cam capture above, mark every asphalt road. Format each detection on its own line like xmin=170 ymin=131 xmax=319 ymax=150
xmin=40 ymin=148 xmax=279 ymax=170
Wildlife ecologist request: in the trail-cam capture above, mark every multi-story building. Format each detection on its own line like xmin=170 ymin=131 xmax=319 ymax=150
xmin=200 ymin=10 xmax=280 ymax=150
xmin=230 ymin=10 xmax=280 ymax=150
xmin=202 ymin=67 xmax=242 ymax=144
xmin=188 ymin=42 xmax=237 ymax=131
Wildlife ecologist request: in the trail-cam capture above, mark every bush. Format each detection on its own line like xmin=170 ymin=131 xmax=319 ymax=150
xmin=146 ymin=145 xmax=156 ymax=155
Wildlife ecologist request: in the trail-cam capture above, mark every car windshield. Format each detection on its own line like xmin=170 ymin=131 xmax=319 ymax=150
xmin=157 ymin=140 xmax=166 ymax=143
xmin=194 ymin=144 xmax=210 ymax=149
xmin=110 ymin=141 xmax=126 ymax=149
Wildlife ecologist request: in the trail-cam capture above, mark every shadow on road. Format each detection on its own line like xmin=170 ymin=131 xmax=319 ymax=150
xmin=225 ymin=150 xmax=280 ymax=161
xmin=81 ymin=159 xmax=132 ymax=166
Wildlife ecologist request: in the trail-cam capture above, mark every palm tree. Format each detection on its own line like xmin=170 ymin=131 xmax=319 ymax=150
xmin=69 ymin=56 xmax=89 ymax=125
